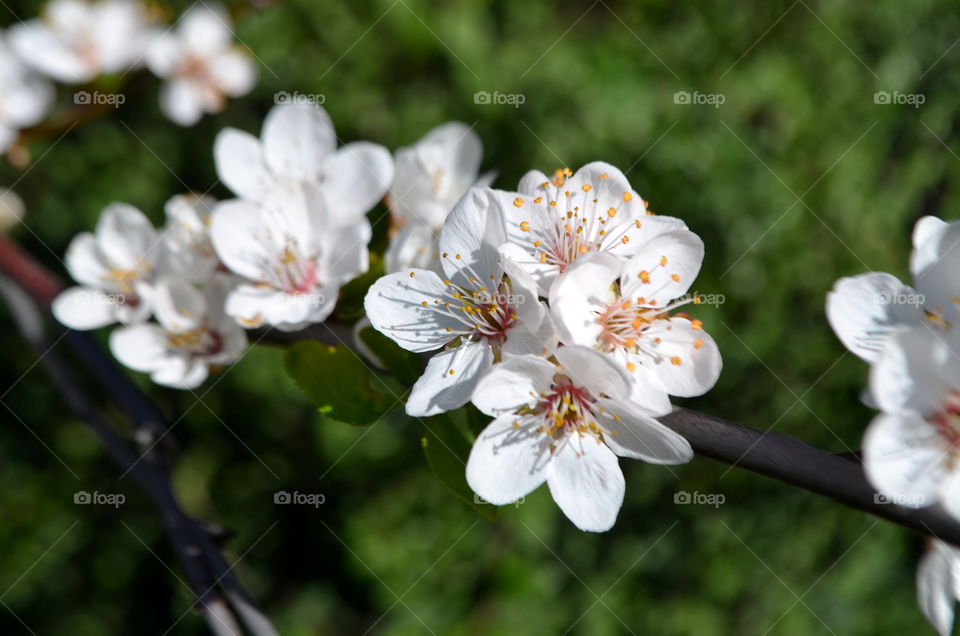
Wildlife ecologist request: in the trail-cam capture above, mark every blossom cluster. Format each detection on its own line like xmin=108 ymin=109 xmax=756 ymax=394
xmin=0 ymin=0 xmax=255 ymax=144
xmin=366 ymin=161 xmax=722 ymax=531
xmin=826 ymin=216 xmax=960 ymax=634
xmin=53 ymin=101 xmax=393 ymax=387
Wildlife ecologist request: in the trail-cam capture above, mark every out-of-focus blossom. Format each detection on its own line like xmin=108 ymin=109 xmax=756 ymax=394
xmin=10 ymin=0 xmax=151 ymax=84
xmin=146 ymin=3 xmax=256 ymax=126
xmin=53 ymin=203 xmax=161 ymax=330
xmin=110 ymin=276 xmax=246 ymax=389
xmin=0 ymin=35 xmax=53 ymax=152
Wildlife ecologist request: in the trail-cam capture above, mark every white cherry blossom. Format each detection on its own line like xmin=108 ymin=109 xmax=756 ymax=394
xmin=146 ymin=3 xmax=257 ymax=126
xmin=549 ymin=237 xmax=721 ymax=401
xmin=0 ymin=35 xmax=53 ymax=152
xmin=497 ymin=162 xmax=687 ymax=295
xmin=918 ymin=539 xmax=960 ymax=636
xmin=365 ymin=188 xmax=553 ymax=416
xmin=110 ymin=276 xmax=246 ymax=389
xmin=213 ymin=102 xmax=394 ymax=222
xmin=209 ymin=187 xmax=369 ymax=331
xmin=466 ymin=345 xmax=691 ymax=532
xmin=53 ymin=202 xmax=161 ymax=330
xmin=9 ymin=0 xmax=151 ymax=84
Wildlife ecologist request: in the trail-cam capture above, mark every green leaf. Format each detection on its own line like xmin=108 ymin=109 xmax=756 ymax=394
xmin=358 ymin=327 xmax=423 ymax=385
xmin=421 ymin=413 xmax=497 ymax=522
xmin=284 ymin=341 xmax=396 ymax=425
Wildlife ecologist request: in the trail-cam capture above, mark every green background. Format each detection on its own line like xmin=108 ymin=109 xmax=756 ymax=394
xmin=0 ymin=0 xmax=953 ymax=633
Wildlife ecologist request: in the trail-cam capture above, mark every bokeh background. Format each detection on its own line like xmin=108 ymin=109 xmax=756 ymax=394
xmin=1 ymin=0 xmax=956 ymax=633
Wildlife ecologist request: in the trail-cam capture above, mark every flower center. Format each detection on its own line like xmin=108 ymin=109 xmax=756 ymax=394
xmin=166 ymin=325 xmax=224 ymax=357
xmin=933 ymin=392 xmax=960 ymax=447
xmin=512 ymin=168 xmax=648 ymax=272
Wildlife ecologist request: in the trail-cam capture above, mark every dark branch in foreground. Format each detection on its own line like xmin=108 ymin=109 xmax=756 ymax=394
xmin=0 ymin=238 xmax=277 ymax=635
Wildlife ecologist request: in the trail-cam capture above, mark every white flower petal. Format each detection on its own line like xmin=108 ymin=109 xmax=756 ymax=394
xmin=109 ymin=323 xmax=168 ymax=373
xmin=870 ymin=328 xmax=953 ymax=415
xmin=596 ymin=397 xmax=691 ymax=462
xmin=224 ymin=283 xmax=332 ymax=331
xmin=466 ymin=414 xmax=550 ymax=505
xmin=52 ymin=286 xmax=119 ymax=330
xmin=549 ymin=252 xmax=619 ymax=347
xmin=321 ymin=141 xmax=394 ymax=222
xmin=471 ymin=354 xmax=556 ymax=416
xmin=364 ymin=269 xmax=465 ymax=352
xmin=262 ymin=103 xmax=336 ymax=181
xmin=640 ymin=317 xmax=722 ymax=398
xmin=64 ymin=233 xmax=108 ymax=288
xmin=620 ymin=230 xmax=704 ymax=307
xmin=911 ymin=220 xmax=960 ymax=326
xmin=918 ymin=541 xmax=957 ymax=636
xmin=438 ymin=187 xmax=507 ymax=288
xmin=95 ymin=203 xmax=159 ymax=271
xmin=547 ymin=436 xmax=624 ymax=532
xmin=863 ymin=412 xmax=947 ymax=506
xmin=406 ymin=342 xmax=493 ymax=416
xmin=385 ymin=222 xmax=439 ymax=275
xmin=179 ymin=3 xmax=232 ymax=56
xmin=209 ymin=48 xmax=257 ymax=96
xmin=159 ymin=79 xmax=205 ymax=127
xmin=555 ymin=344 xmax=633 ymax=403
xmin=214 ymin=128 xmax=271 ymax=201
xmin=826 ymin=272 xmax=920 ymax=362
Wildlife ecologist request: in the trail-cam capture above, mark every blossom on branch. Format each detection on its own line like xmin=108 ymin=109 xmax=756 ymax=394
xmin=145 ymin=2 xmax=256 ymax=126
xmin=466 ymin=345 xmax=692 ymax=532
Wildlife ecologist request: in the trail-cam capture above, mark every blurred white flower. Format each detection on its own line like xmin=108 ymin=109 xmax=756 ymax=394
xmin=0 ymin=35 xmax=53 ymax=152
xmin=826 ymin=216 xmax=960 ymax=363
xmin=549 ymin=239 xmax=721 ymax=403
xmin=498 ymin=161 xmax=687 ymax=295
xmin=159 ymin=193 xmax=220 ymax=283
xmin=383 ymin=122 xmax=493 ymax=274
xmin=10 ymin=0 xmax=151 ymax=84
xmin=53 ymin=202 xmax=161 ymax=330
xmin=918 ymin=539 xmax=960 ymax=636
xmin=146 ymin=3 xmax=256 ymax=126
xmin=466 ymin=345 xmax=690 ymax=532
xmin=827 ymin=215 xmax=960 ymax=520
xmin=366 ymin=188 xmax=553 ymax=416
xmin=209 ymin=187 xmax=370 ymax=331
xmin=110 ymin=276 xmax=246 ymax=389
xmin=0 ymin=187 xmax=25 ymax=232
xmin=214 ymin=102 xmax=394 ymax=221
xmin=387 ymin=121 xmax=491 ymax=230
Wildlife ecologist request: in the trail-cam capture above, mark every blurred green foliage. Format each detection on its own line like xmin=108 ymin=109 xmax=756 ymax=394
xmin=0 ymin=0 xmax=956 ymax=633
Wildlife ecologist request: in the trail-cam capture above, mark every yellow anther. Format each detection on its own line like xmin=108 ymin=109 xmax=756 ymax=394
xmin=671 ymin=274 xmax=681 ymax=282
xmin=520 ymin=221 xmax=531 ymax=232
xmin=670 ymin=356 xmax=682 ymax=366
xmin=513 ymin=197 xmax=524 ymax=208
xmin=638 ymin=270 xmax=651 ymax=283
xmin=582 ymin=184 xmax=592 ymax=192
xmin=623 ymin=192 xmax=633 ymax=202
xmin=607 ymin=208 xmax=617 ymax=218
xmin=694 ymin=339 xmax=704 ymax=349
